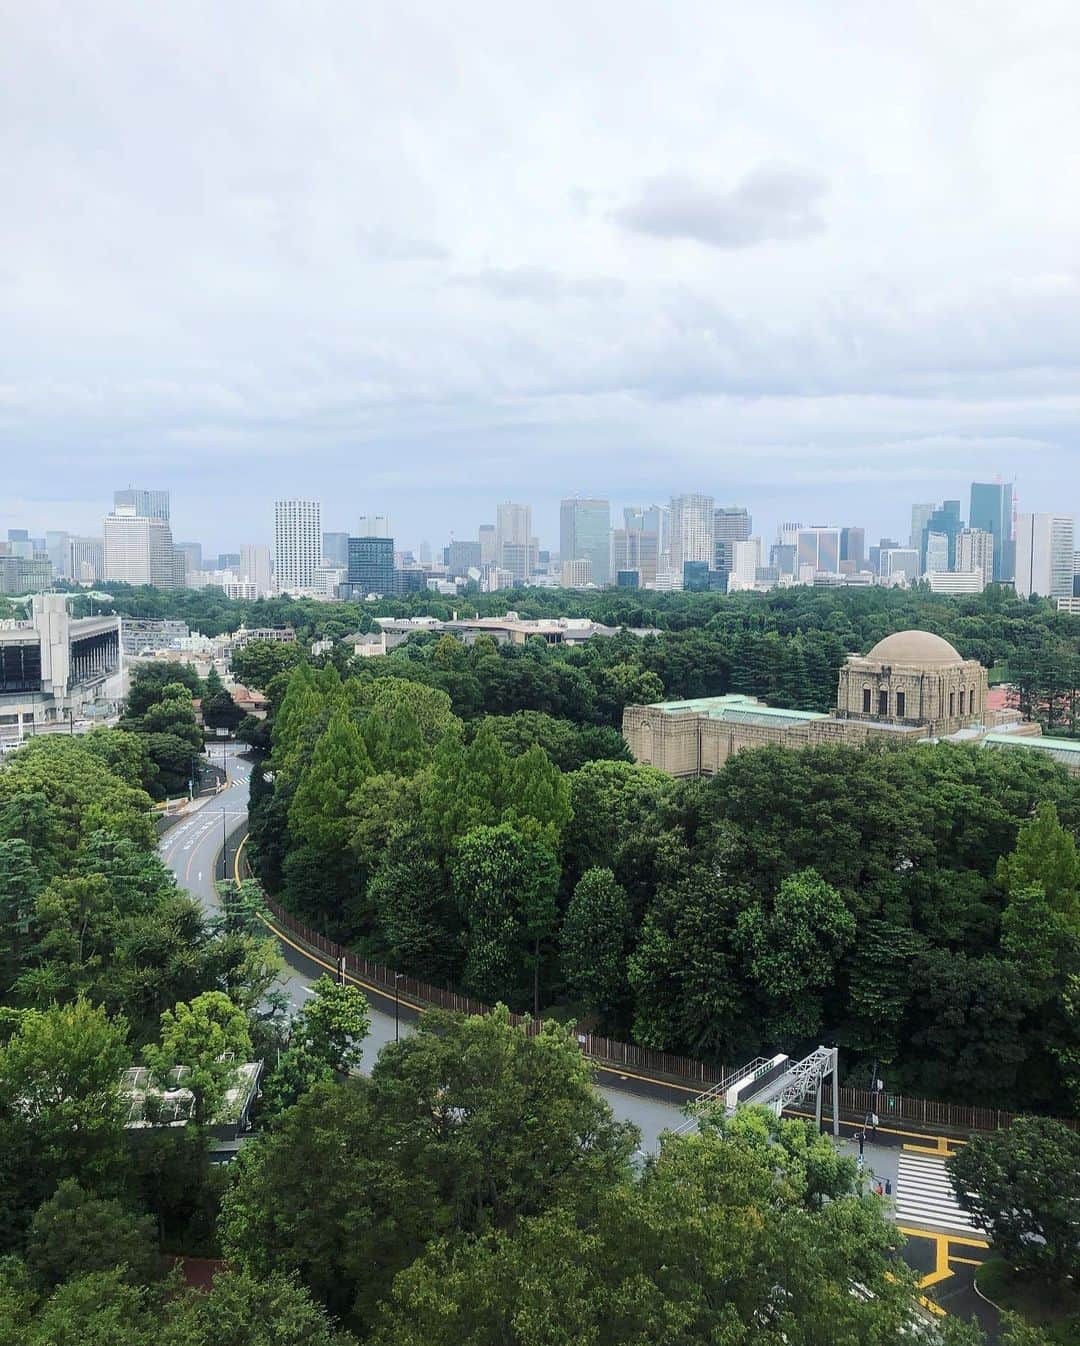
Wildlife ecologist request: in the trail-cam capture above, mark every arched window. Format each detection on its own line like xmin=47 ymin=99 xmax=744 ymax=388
xmin=863 ymin=687 xmax=872 ymax=714
xmin=896 ymin=690 xmax=906 ymax=718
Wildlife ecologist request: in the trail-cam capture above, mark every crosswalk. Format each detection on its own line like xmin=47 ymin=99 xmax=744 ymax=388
xmin=894 ymin=1152 xmax=982 ymax=1234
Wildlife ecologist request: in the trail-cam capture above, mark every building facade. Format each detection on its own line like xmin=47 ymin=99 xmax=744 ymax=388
xmin=346 ymin=535 xmax=394 ymax=596
xmin=956 ymin=527 xmax=994 ymax=587
xmin=1015 ymin=513 xmax=1075 ymax=600
xmin=969 ymin=481 xmax=1015 ymax=583
xmin=103 ymin=509 xmax=177 ymax=588
xmin=713 ymin=507 xmax=752 ymax=575
xmin=273 ymin=500 xmax=321 ymax=594
xmin=114 ymin=488 xmax=169 ymax=521
xmin=239 ymin=544 xmax=272 ymax=597
xmin=669 ymin=494 xmax=714 ymax=572
xmin=560 ymin=498 xmax=610 ymax=586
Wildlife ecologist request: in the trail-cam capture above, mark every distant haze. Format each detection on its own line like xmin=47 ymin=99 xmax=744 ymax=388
xmin=2 ymin=3 xmax=1077 ymax=551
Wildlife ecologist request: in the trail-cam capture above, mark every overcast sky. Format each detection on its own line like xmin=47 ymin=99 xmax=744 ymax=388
xmin=2 ymin=1 xmax=1079 ymax=552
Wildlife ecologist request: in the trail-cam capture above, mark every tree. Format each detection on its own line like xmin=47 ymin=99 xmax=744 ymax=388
xmin=560 ymin=868 xmax=631 ymax=1020
xmin=997 ymin=802 xmax=1080 ymax=925
xmin=144 ymin=991 xmax=252 ymax=1125
xmin=26 ymin=1180 xmax=161 ymax=1290
xmin=17 ymin=1268 xmax=163 ymax=1346
xmin=0 ymin=837 xmax=40 ymax=979
xmin=230 ymin=640 xmax=306 ymax=692
xmin=0 ymin=999 xmax=130 ymax=1199
xmin=170 ymin=1269 xmax=355 ymax=1346
xmin=452 ymin=825 xmax=560 ymax=1013
xmin=288 ymin=709 xmax=372 ymax=854
xmin=948 ymin=1116 xmax=1080 ymax=1283
xmin=367 ymin=837 xmax=458 ymax=982
xmin=504 ymin=744 xmax=571 ymax=849
xmin=262 ymin=977 xmax=370 ymax=1113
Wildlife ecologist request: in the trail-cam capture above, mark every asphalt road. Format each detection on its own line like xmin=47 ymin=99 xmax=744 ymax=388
xmin=160 ymin=747 xmax=997 ymax=1335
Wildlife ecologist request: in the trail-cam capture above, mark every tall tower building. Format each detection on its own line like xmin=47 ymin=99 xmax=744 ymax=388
xmin=969 ymin=481 xmax=1015 ymax=582
xmin=669 ymin=494 xmax=714 ymax=571
xmin=103 ymin=507 xmax=177 ymax=588
xmin=1015 ymin=513 xmax=1075 ymax=599
xmin=274 ymin=499 xmax=321 ymax=594
xmin=713 ymin=507 xmax=752 ymax=574
xmin=956 ymin=528 xmax=994 ymax=587
xmin=357 ymin=515 xmax=391 ymax=538
xmin=240 ymin=544 xmax=273 ymax=597
xmin=560 ymin=498 xmax=610 ymax=586
xmin=114 ymin=488 xmax=170 ymax=521
xmin=909 ymin=503 xmax=935 ymax=553
xmin=496 ymin=503 xmax=533 ymax=580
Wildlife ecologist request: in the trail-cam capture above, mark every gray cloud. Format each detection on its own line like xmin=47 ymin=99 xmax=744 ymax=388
xmin=614 ymin=166 xmax=829 ymax=248
xmin=451 ymin=266 xmax=624 ymax=302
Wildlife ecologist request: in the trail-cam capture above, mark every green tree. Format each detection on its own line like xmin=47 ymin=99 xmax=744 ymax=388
xmin=452 ymin=825 xmax=560 ymax=1013
xmin=288 ymin=709 xmax=372 ymax=853
xmin=230 ymin=640 xmax=306 ymax=691
xmin=367 ymin=837 xmax=457 ymax=982
xmin=26 ymin=1180 xmax=162 ymax=1290
xmin=170 ymin=1268 xmax=355 ymax=1346
xmin=998 ymin=802 xmax=1080 ymax=924
xmin=0 ymin=838 xmax=39 ymax=978
xmin=560 ymin=868 xmax=631 ymax=1020
xmin=144 ymin=991 xmax=252 ymax=1125
xmin=262 ymin=977 xmax=370 ymax=1114
xmin=504 ymin=744 xmax=572 ymax=848
xmin=948 ymin=1116 xmax=1080 ymax=1283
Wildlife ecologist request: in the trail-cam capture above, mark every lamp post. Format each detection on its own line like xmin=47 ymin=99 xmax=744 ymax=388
xmin=394 ymin=972 xmax=403 ymax=1042
xmin=222 ymin=807 xmax=228 ymax=885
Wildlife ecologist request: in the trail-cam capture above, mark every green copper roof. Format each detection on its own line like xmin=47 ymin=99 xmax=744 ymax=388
xmin=654 ymin=694 xmax=829 ymax=724
xmin=982 ymin=732 xmax=1080 ymax=762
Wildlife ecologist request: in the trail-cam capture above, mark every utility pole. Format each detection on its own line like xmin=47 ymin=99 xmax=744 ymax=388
xmin=222 ymin=807 xmax=228 ymax=885
xmin=394 ymin=972 xmax=403 ymax=1042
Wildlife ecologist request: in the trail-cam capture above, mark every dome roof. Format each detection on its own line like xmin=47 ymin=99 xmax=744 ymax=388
xmin=864 ymin=630 xmax=963 ymax=666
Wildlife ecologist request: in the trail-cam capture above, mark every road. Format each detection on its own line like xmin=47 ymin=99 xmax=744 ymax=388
xmin=161 ymin=747 xmax=996 ymax=1333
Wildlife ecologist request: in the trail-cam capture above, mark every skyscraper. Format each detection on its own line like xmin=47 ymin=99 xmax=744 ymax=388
xmin=611 ymin=528 xmax=658 ymax=585
xmin=322 ymin=532 xmax=349 ymax=568
xmin=274 ymin=499 xmax=321 ymax=594
xmin=1015 ymin=513 xmax=1075 ymax=599
xmin=114 ymin=488 xmax=170 ymax=521
xmin=910 ymin=503 xmax=935 ymax=552
xmin=797 ymin=526 xmax=841 ymax=575
xmin=713 ymin=507 xmax=752 ymax=574
xmin=560 ymin=498 xmax=610 ymax=586
xmin=496 ymin=503 xmax=533 ymax=580
xmin=103 ymin=507 xmax=177 ymax=588
xmin=839 ymin=527 xmax=866 ymax=571
xmin=347 ymin=535 xmax=394 ymax=595
xmin=240 ymin=544 xmax=272 ymax=597
xmin=669 ymin=494 xmax=714 ymax=571
xmin=956 ymin=528 xmax=994 ymax=588
xmin=358 ymin=515 xmax=391 ymax=538
xmin=919 ymin=501 xmax=964 ymax=572
xmin=969 ymin=481 xmax=1015 ymax=582
xmin=478 ymin=525 xmax=497 ymax=566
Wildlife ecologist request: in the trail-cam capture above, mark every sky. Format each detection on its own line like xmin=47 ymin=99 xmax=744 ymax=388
xmin=2 ymin=1 xmax=1079 ymax=553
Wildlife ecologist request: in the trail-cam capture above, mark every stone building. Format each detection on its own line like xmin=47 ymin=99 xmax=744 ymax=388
xmin=623 ymin=629 xmax=1024 ymax=778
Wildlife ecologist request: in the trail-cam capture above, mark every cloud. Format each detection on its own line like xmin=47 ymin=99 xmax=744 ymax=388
xmin=357 ymin=229 xmax=448 ymax=261
xmin=614 ymin=166 xmax=829 ymax=249
xmin=450 ymin=266 xmax=624 ymax=302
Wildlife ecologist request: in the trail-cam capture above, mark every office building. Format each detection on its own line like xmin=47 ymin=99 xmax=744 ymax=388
xmin=448 ymin=540 xmax=482 ymax=575
xmin=611 ymin=528 xmax=659 ymax=585
xmin=770 ymin=542 xmax=797 ymax=577
xmin=669 ymin=494 xmax=714 ymax=571
xmin=730 ymin=538 xmax=764 ymax=589
xmin=880 ymin=548 xmax=921 ymax=582
xmin=239 ymin=544 xmax=272 ymax=597
xmin=919 ymin=501 xmax=964 ymax=572
xmin=68 ymin=536 xmax=104 ymax=584
xmin=910 ymin=504 xmax=935 ymax=553
xmin=496 ymin=502 xmax=532 ymax=570
xmin=969 ymin=482 xmax=1015 ymax=582
xmin=103 ymin=508 xmax=178 ymax=588
xmin=321 ymin=533 xmax=349 ymax=569
xmin=797 ymin=526 xmax=841 ymax=575
xmin=616 ymin=570 xmax=641 ymax=588
xmin=925 ymin=532 xmax=950 ymax=574
xmin=624 ymin=505 xmax=669 ymax=554
xmin=561 ymin=558 xmax=594 ymax=587
xmin=273 ymin=499 xmax=321 ymax=594
xmin=956 ymin=528 xmax=994 ymax=588
xmin=1015 ymin=513 xmax=1076 ymax=600
xmin=114 ymin=488 xmax=169 ymax=521
xmin=0 ymin=556 xmax=52 ymax=595
xmin=45 ymin=531 xmax=70 ymax=580
xmin=713 ymin=507 xmax=752 ymax=574
xmin=560 ymin=498 xmax=610 ymax=586
xmin=928 ymin=571 xmax=985 ymax=595
xmin=358 ymin=515 xmax=391 ymax=538
xmin=478 ymin=525 xmax=497 ymax=565
xmin=839 ymin=527 xmax=866 ymax=572
xmin=346 ymin=536 xmax=394 ymax=596
xmin=175 ymin=542 xmax=202 ymax=575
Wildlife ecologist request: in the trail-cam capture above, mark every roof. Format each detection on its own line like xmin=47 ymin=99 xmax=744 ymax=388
xmin=653 ymin=693 xmax=829 ymax=725
xmin=862 ymin=630 xmax=964 ymax=666
xmin=982 ymin=732 xmax=1080 ymax=765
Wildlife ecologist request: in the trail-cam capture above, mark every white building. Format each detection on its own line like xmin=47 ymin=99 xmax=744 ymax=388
xmin=1015 ymin=512 xmax=1075 ymax=600
xmin=560 ymin=557 xmax=593 ymax=587
xmin=357 ymin=514 xmax=392 ymax=538
xmin=669 ymin=494 xmax=714 ymax=572
xmin=729 ymin=537 xmax=763 ymax=590
xmin=68 ymin=536 xmax=104 ymax=584
xmin=927 ymin=570 xmax=985 ymax=594
xmin=239 ymin=544 xmax=272 ymax=597
xmin=103 ymin=508 xmax=177 ymax=588
xmin=956 ymin=528 xmax=993 ymax=588
xmin=273 ymin=500 xmax=321 ymax=595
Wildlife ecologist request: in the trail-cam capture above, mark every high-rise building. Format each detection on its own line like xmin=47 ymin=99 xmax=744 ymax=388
xmin=730 ymin=537 xmax=763 ymax=589
xmin=240 ymin=544 xmax=273 ymax=597
xmin=68 ymin=536 xmax=104 ymax=584
xmin=919 ymin=501 xmax=964 ymax=572
xmin=496 ymin=503 xmax=533 ymax=580
xmin=448 ymin=540 xmax=482 ymax=575
xmin=797 ymin=526 xmax=841 ymax=575
xmin=176 ymin=541 xmax=202 ymax=574
xmin=910 ymin=504 xmax=935 ymax=552
xmin=669 ymin=494 xmax=714 ymax=571
xmin=321 ymin=532 xmax=349 ymax=568
xmin=969 ymin=482 xmax=1015 ymax=582
xmin=45 ymin=531 xmax=70 ymax=580
xmin=1015 ymin=513 xmax=1075 ymax=599
xmin=560 ymin=498 xmax=610 ymax=586
xmin=839 ymin=527 xmax=866 ymax=571
xmin=879 ymin=548 xmax=920 ymax=582
xmin=611 ymin=528 xmax=659 ymax=585
xmin=114 ymin=488 xmax=170 ymax=521
xmin=347 ymin=536 xmax=394 ymax=596
xmin=274 ymin=500 xmax=321 ymax=594
xmin=478 ymin=525 xmax=497 ymax=565
xmin=358 ymin=514 xmax=391 ymax=538
xmin=561 ymin=558 xmax=594 ymax=587
xmin=956 ymin=528 xmax=994 ymax=588
xmin=713 ymin=507 xmax=752 ymax=574
xmin=103 ymin=507 xmax=177 ymax=588
xmin=925 ymin=532 xmax=949 ymax=574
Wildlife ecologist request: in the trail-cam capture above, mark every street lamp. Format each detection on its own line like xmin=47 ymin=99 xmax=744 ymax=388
xmin=394 ymin=973 xmax=404 ymax=1042
xmin=222 ymin=807 xmax=228 ymax=885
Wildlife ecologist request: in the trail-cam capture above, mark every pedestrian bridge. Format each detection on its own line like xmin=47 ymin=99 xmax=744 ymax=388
xmin=676 ymin=1046 xmax=840 ymax=1135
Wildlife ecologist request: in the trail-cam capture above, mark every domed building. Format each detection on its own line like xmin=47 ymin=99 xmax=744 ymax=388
xmin=835 ymin=630 xmax=987 ymax=736
xmin=622 ymin=628 xmax=1017 ymax=778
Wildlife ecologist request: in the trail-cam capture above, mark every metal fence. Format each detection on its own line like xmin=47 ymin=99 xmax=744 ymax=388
xmin=255 ymin=884 xmax=1073 ymax=1135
